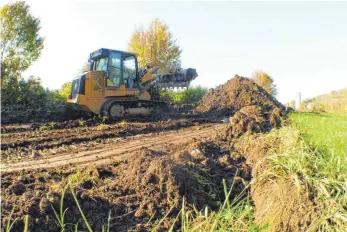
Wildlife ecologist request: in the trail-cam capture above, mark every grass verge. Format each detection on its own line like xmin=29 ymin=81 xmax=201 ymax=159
xmin=256 ymin=113 xmax=347 ymax=231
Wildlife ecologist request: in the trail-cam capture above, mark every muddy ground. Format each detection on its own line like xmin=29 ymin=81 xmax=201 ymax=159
xmin=1 ymin=120 xmax=251 ymax=231
xmin=1 ymin=75 xmax=317 ymax=231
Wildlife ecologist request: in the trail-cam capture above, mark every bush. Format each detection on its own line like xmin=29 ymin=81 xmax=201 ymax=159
xmin=159 ymin=86 xmax=207 ymax=104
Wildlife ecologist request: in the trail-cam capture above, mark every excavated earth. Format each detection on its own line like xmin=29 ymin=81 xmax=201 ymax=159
xmin=1 ymin=75 xmax=315 ymax=231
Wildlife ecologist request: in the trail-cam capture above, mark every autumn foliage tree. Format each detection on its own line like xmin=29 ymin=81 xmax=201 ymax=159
xmin=252 ymin=70 xmax=278 ymax=96
xmin=128 ymin=18 xmax=181 ymax=68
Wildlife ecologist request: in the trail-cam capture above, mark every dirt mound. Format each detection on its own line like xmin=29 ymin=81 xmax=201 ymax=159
xmin=223 ymin=105 xmax=283 ymax=139
xmin=1 ymin=138 xmax=250 ymax=231
xmin=196 ymin=75 xmax=284 ymax=114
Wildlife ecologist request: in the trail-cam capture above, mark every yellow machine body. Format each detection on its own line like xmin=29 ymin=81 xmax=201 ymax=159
xmin=67 ymin=71 xmax=151 ymax=114
xmin=67 ymin=48 xmax=197 ymax=118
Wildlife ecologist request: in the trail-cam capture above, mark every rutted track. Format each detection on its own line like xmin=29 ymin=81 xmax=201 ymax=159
xmin=1 ymin=124 xmax=223 ymax=172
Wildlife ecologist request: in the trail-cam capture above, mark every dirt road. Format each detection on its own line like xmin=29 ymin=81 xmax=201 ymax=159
xmin=1 ymin=123 xmax=223 ymax=172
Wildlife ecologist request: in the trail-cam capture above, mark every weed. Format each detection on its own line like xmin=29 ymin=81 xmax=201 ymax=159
xmin=69 ymin=184 xmax=93 ymax=232
xmin=52 ymin=187 xmax=69 ymax=231
xmin=68 ymin=169 xmax=99 ymax=188
xmin=39 ymin=125 xmax=50 ymax=131
xmin=101 ymin=116 xmax=109 ymax=124
xmin=96 ymin=123 xmax=111 ymax=131
xmin=23 ymin=215 xmax=29 ymax=232
xmin=4 ymin=207 xmax=16 ymax=232
xmin=50 ymin=122 xmax=57 ymax=129
xmin=39 ymin=122 xmax=57 ymax=131
xmin=78 ymin=119 xmax=86 ymax=127
xmin=119 ymin=120 xmax=127 ymax=127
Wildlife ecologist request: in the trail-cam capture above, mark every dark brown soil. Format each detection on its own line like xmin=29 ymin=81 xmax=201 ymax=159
xmin=223 ymin=104 xmax=284 ymax=139
xmin=196 ymin=75 xmax=284 ymax=114
xmin=1 ymin=103 xmax=92 ymax=125
xmin=1 ymin=119 xmax=200 ymax=162
xmin=1 ymin=136 xmax=250 ymax=232
xmin=252 ymin=178 xmax=319 ymax=231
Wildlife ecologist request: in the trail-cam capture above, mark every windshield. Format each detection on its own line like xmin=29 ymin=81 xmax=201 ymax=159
xmin=95 ymin=57 xmax=108 ymax=72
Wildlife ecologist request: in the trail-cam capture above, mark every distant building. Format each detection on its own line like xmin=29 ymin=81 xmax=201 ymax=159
xmin=296 ymin=92 xmax=301 ymax=109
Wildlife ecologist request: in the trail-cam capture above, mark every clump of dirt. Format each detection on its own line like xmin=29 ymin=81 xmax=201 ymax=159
xmin=196 ymin=75 xmax=284 ymax=114
xmin=251 ymin=178 xmax=319 ymax=231
xmin=1 ymin=138 xmax=250 ymax=232
xmin=223 ymin=104 xmax=284 ymax=139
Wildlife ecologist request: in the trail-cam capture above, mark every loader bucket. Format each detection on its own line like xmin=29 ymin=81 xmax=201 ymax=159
xmin=156 ymin=68 xmax=198 ymax=89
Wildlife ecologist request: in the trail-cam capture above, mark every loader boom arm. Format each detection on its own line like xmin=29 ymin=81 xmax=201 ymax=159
xmin=140 ymin=65 xmax=198 ymax=89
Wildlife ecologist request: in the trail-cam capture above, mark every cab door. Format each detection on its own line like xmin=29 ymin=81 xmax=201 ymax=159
xmin=107 ymin=51 xmax=122 ymax=88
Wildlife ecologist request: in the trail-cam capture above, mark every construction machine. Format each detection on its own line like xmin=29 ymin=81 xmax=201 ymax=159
xmin=67 ymin=48 xmax=198 ymax=119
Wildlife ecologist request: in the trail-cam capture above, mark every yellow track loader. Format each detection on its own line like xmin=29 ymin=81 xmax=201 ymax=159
xmin=67 ymin=48 xmax=198 ymax=119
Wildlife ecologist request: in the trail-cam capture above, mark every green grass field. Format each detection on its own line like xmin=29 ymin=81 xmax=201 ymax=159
xmin=290 ymin=113 xmax=347 ymax=158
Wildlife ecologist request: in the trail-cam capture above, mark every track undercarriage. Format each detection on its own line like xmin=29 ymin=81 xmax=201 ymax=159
xmin=100 ymin=99 xmax=170 ymax=120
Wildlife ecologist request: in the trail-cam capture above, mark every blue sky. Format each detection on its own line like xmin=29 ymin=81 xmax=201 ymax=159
xmin=2 ymin=1 xmax=347 ymax=104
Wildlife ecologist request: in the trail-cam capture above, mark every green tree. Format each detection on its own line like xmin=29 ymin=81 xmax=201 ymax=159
xmin=0 ymin=1 xmax=44 ymax=105
xmin=252 ymin=70 xmax=278 ymax=96
xmin=128 ymin=18 xmax=181 ymax=68
xmin=17 ymin=76 xmax=46 ymax=107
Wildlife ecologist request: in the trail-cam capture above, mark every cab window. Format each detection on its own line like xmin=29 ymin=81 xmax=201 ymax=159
xmin=123 ymin=56 xmax=137 ymax=88
xmin=107 ymin=52 xmax=122 ymax=87
xmin=95 ymin=57 xmax=108 ymax=72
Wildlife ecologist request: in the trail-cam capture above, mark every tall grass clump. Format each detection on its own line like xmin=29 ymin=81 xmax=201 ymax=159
xmin=259 ymin=113 xmax=347 ymax=231
xmin=157 ymin=178 xmax=262 ymax=232
xmin=160 ymin=86 xmax=207 ymax=104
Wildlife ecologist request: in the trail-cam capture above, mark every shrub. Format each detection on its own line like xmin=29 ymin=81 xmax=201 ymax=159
xmin=160 ymin=86 xmax=207 ymax=104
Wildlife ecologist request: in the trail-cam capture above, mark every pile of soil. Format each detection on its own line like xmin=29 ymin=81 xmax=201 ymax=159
xmin=1 ymin=139 xmax=250 ymax=232
xmin=196 ymin=75 xmax=284 ymax=114
xmin=194 ymin=75 xmax=287 ymax=138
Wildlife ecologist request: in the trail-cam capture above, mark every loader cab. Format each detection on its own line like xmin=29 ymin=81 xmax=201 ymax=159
xmin=89 ymin=48 xmax=139 ymax=89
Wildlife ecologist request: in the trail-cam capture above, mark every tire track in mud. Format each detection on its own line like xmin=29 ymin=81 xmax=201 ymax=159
xmin=1 ymin=124 xmax=224 ymax=172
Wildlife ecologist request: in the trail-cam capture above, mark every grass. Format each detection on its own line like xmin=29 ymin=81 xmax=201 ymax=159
xmin=258 ymin=112 xmax=347 ymax=231
xmin=155 ymin=178 xmax=262 ymax=232
xmin=290 ymin=113 xmax=347 ymax=157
